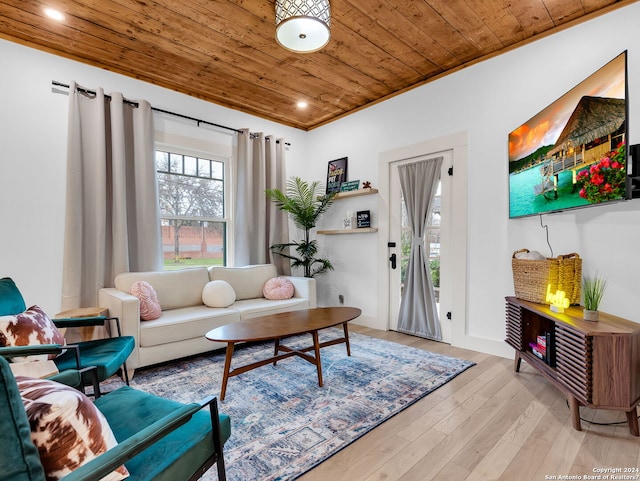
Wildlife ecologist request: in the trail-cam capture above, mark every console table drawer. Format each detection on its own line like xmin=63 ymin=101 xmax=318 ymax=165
xmin=555 ymin=324 xmax=593 ymax=403
xmin=505 ymin=302 xmax=523 ymax=350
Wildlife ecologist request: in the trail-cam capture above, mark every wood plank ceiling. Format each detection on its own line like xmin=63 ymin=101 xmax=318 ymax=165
xmin=0 ymin=0 xmax=633 ymax=130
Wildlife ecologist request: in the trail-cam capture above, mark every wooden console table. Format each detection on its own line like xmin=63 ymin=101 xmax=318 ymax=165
xmin=505 ymin=296 xmax=640 ymax=436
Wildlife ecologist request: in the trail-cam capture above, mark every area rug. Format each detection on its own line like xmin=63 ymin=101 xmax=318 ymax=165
xmin=104 ymin=329 xmax=474 ymax=481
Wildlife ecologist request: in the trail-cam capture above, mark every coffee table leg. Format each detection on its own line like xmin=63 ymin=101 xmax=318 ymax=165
xmin=312 ymin=330 xmax=323 ymax=387
xmin=342 ymin=322 xmax=351 ymax=356
xmin=220 ymin=342 xmax=235 ymax=401
xmin=273 ymin=338 xmax=280 ymax=366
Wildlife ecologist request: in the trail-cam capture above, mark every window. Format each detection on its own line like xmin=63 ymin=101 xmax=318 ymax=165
xmin=156 ymin=150 xmax=227 ymax=270
xmin=400 ymin=179 xmax=441 ymax=302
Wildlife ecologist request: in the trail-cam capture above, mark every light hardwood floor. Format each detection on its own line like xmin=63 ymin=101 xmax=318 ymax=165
xmin=298 ymin=325 xmax=640 ymax=481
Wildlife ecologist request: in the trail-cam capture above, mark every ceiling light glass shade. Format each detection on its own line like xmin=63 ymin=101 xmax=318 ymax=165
xmin=275 ymin=0 xmax=331 ymax=53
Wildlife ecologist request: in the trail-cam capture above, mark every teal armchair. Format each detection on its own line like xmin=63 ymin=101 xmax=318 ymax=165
xmin=0 ymin=355 xmax=231 ymax=481
xmin=0 ymin=277 xmax=134 ymax=390
xmin=0 ymin=344 xmax=101 ymax=397
xmin=51 ymin=314 xmax=135 ymax=387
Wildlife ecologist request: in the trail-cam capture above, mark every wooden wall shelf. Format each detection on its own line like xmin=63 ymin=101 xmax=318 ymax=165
xmin=332 ymin=188 xmax=378 ymax=200
xmin=317 ymin=228 xmax=378 ymax=235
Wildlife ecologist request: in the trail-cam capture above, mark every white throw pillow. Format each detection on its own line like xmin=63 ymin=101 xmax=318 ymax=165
xmin=202 ymin=280 xmax=236 ymax=308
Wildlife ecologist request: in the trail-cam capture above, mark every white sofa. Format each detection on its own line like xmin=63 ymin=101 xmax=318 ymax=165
xmin=98 ymin=264 xmax=316 ymax=377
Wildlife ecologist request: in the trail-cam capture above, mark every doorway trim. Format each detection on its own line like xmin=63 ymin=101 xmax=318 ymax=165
xmin=377 ymin=131 xmax=468 ymax=348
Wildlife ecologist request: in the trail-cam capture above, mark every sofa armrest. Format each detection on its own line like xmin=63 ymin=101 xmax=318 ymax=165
xmin=284 ymin=276 xmax=317 ymax=308
xmin=98 ymin=288 xmax=141 ymax=371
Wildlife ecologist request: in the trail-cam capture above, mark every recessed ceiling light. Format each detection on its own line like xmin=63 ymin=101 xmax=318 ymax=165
xmin=44 ymin=7 xmax=65 ymax=21
xmin=297 ymin=101 xmax=308 ymax=108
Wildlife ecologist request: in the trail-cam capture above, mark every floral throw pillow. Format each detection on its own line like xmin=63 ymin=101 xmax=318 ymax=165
xmin=0 ymin=305 xmax=66 ymax=361
xmin=17 ymin=376 xmax=129 ymax=481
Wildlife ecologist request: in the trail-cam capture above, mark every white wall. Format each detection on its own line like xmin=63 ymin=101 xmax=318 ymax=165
xmin=307 ymin=3 xmax=640 ymax=357
xmin=0 ymin=39 xmax=307 ymax=314
xmin=1 ymin=3 xmax=639 ymax=359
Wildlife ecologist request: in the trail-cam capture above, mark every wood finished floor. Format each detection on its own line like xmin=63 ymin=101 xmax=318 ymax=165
xmin=298 ymin=325 xmax=640 ymax=481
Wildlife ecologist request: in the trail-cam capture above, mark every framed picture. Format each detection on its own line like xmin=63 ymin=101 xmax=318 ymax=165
xmin=357 ymin=210 xmax=371 ymax=228
xmin=326 ymin=157 xmax=348 ymax=194
xmin=340 ymin=180 xmax=360 ymax=192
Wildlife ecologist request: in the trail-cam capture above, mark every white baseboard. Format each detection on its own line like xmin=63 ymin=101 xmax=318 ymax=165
xmin=351 ymin=315 xmax=385 ymax=331
xmin=453 ymin=335 xmax=513 ymax=359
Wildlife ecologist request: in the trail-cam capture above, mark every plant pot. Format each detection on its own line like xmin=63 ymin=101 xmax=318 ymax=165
xmin=583 ymin=309 xmax=599 ymax=321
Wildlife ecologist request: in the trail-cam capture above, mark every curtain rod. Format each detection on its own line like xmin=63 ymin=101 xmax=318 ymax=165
xmin=52 ymin=80 xmax=242 ymax=134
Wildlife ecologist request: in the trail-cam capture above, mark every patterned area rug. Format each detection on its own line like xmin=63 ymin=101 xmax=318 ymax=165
xmin=105 ymin=329 xmax=474 ymax=481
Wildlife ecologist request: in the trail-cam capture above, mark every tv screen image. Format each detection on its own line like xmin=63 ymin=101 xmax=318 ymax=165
xmin=508 ymin=52 xmax=628 ymax=219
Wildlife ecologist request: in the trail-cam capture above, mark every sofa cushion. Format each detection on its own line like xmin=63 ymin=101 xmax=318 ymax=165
xmin=17 ymin=376 xmax=129 ymax=481
xmin=231 ymin=297 xmax=310 ymax=320
xmin=202 ymin=281 xmax=236 ymax=308
xmin=115 ymin=268 xmax=209 ymax=310
xmin=139 ymin=307 xmax=239 ymax=347
xmin=130 ymin=281 xmax=161 ymax=321
xmin=0 ymin=306 xmax=66 ymax=361
xmin=0 ymin=277 xmax=27 ymax=316
xmin=209 ymin=264 xmax=277 ymax=300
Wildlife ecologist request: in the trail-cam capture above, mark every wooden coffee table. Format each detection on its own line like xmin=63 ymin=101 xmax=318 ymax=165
xmin=205 ymin=307 xmax=361 ymax=400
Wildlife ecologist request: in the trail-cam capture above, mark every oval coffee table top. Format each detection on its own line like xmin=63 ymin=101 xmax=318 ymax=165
xmin=205 ymin=306 xmax=362 ymax=343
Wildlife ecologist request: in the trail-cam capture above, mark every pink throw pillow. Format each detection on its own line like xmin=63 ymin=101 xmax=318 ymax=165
xmin=130 ymin=281 xmax=161 ymax=321
xmin=263 ymin=277 xmax=295 ymax=300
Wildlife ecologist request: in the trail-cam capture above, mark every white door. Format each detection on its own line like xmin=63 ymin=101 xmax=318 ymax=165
xmin=388 ymin=151 xmax=453 ymax=343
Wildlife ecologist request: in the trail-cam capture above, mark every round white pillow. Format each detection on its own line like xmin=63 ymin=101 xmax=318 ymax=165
xmin=202 ymin=280 xmax=236 ymax=308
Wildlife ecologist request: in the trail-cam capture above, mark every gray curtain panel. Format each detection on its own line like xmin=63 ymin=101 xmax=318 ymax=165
xmin=233 ymin=129 xmax=290 ymax=274
xmin=62 ymin=81 xmax=162 ymax=309
xmin=397 ymin=157 xmax=443 ymax=340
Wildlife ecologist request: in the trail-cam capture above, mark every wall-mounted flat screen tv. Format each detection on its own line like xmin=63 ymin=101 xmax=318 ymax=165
xmin=509 ymin=51 xmax=628 ymax=219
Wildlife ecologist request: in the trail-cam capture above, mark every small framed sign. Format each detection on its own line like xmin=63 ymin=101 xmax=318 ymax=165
xmin=357 ymin=210 xmax=371 ymax=228
xmin=340 ymin=180 xmax=360 ymax=192
xmin=326 ymin=157 xmax=348 ymax=194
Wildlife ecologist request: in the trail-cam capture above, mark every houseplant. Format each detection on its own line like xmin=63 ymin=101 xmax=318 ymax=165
xmin=582 ymin=274 xmax=607 ymax=321
xmin=266 ymin=176 xmax=336 ymax=278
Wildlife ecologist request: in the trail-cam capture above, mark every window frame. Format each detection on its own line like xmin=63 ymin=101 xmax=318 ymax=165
xmin=154 ymin=142 xmax=231 ymax=269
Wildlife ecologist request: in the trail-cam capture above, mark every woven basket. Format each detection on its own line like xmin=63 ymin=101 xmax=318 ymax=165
xmin=512 ymin=249 xmax=582 ymax=305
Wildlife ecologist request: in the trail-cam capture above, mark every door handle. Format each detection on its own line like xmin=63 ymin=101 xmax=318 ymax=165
xmin=389 ymin=253 xmax=397 ymax=270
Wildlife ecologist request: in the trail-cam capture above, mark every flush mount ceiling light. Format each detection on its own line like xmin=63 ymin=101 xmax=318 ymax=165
xmin=275 ymin=0 xmax=331 ymax=53
xmin=43 ymin=7 xmax=65 ymax=21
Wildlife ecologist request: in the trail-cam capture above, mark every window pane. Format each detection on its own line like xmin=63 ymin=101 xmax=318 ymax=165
xmin=157 ymin=174 xmax=223 ymax=217
xmin=162 ymin=220 xmax=226 ymax=269
xmin=211 ymin=161 xmax=223 ymax=179
xmin=156 ymin=151 xmax=169 ymax=172
xmin=169 ymin=153 xmax=183 ymax=174
xmin=184 ymin=156 xmax=198 ymax=176
xmin=201 ymin=160 xmax=211 ymax=178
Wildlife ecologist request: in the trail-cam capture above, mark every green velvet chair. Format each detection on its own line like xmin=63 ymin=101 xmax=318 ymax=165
xmin=0 ymin=277 xmax=135 ymax=390
xmin=0 ymin=355 xmax=231 ymax=481
xmin=0 ymin=344 xmax=101 ymax=397
xmin=52 ymin=314 xmax=135 ymax=387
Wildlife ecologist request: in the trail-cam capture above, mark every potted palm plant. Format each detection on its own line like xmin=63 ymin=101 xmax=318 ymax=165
xmin=582 ymin=274 xmax=607 ymax=321
xmin=266 ymin=176 xmax=336 ymax=278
